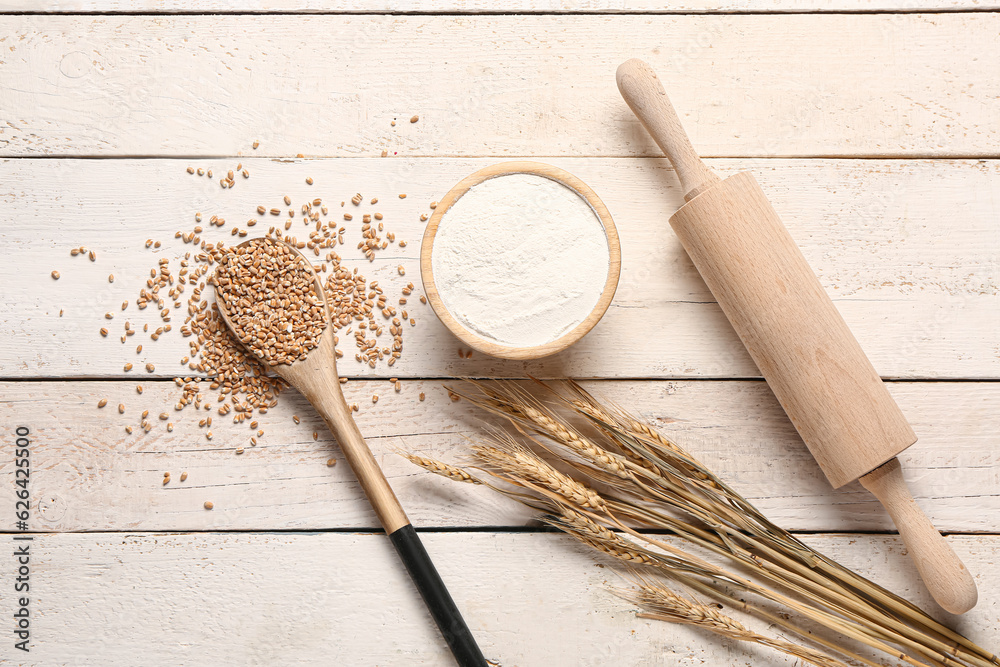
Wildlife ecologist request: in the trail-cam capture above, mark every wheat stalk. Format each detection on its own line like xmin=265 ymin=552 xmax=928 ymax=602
xmin=555 ymin=506 xmax=950 ymax=667
xmin=561 ymin=381 xmax=996 ymax=667
xmin=405 ymin=380 xmax=998 ymax=667
xmin=622 ymin=581 xmax=850 ymax=667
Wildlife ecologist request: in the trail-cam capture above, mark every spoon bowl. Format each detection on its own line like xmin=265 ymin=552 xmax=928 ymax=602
xmin=215 ymin=240 xmax=344 ymax=398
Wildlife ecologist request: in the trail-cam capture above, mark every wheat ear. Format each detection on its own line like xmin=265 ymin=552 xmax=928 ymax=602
xmin=399 ymin=452 xmax=483 ymax=485
xmin=471 ymin=442 xmax=607 ymax=513
xmin=626 ymin=582 xmax=849 ymax=667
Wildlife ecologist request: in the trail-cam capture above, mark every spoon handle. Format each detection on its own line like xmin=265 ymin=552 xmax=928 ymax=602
xmin=304 ymin=376 xmax=487 ymax=666
xmin=309 ymin=375 xmax=410 ymax=532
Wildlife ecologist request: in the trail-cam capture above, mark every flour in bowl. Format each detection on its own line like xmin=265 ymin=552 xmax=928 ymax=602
xmin=430 ymin=172 xmax=610 ymax=348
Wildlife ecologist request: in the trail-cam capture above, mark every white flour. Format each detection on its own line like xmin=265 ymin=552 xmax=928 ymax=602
xmin=431 ymin=172 xmax=610 ymax=348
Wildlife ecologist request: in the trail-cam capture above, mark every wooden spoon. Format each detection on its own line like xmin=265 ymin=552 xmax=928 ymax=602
xmin=214 ymin=238 xmax=486 ymax=666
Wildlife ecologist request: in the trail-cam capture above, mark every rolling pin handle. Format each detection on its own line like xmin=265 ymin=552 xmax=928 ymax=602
xmin=615 ymin=58 xmax=721 ymax=200
xmin=859 ymin=458 xmax=978 ymax=615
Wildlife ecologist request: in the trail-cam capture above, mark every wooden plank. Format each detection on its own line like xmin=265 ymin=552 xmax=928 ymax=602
xmin=4 ymin=157 xmax=998 ymax=380
xmin=2 ymin=379 xmax=997 ymax=533
xmin=4 ymin=0 xmax=998 ymax=13
xmin=1 ymin=14 xmax=999 ymax=157
xmin=3 ymin=531 xmax=997 ymax=665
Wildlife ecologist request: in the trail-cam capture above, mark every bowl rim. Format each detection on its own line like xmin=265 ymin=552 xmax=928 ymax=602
xmin=419 ymin=160 xmax=622 ymax=360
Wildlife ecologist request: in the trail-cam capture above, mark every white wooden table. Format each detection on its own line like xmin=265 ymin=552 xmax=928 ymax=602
xmin=1 ymin=3 xmax=998 ymax=665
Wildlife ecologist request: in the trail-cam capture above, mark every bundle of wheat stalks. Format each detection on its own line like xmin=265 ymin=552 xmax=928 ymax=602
xmin=402 ymin=380 xmax=997 ymax=667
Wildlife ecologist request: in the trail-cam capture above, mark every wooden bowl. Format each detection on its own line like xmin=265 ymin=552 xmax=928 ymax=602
xmin=419 ymin=161 xmax=621 ymax=360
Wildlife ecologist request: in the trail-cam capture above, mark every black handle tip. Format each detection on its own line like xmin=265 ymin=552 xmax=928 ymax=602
xmin=389 ymin=524 xmax=488 ymax=667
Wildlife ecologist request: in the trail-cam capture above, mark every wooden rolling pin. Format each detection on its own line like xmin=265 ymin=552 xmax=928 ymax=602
xmin=616 ymin=58 xmax=977 ymax=614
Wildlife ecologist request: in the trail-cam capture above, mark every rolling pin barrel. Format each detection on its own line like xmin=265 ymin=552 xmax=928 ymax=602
xmin=616 ymin=58 xmax=977 ymax=614
xmin=669 ymin=171 xmax=916 ymax=486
